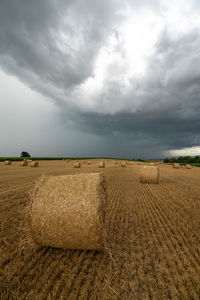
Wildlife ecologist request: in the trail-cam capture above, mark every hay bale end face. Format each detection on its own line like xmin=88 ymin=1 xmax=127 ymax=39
xmin=31 ymin=161 xmax=39 ymax=167
xmin=4 ymin=160 xmax=11 ymax=165
xmin=21 ymin=161 xmax=28 ymax=166
xmin=185 ymin=164 xmax=192 ymax=169
xmin=98 ymin=161 xmax=105 ymax=168
xmin=29 ymin=173 xmax=107 ymax=250
xmin=173 ymin=163 xmax=180 ymax=169
xmin=74 ymin=162 xmax=81 ymax=168
xmin=140 ymin=166 xmax=160 ymax=184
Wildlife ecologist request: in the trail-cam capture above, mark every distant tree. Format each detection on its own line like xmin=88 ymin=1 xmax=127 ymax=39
xmin=20 ymin=151 xmax=31 ymax=157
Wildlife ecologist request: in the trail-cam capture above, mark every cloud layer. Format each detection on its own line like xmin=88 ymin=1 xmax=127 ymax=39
xmin=1 ymin=0 xmax=200 ymax=158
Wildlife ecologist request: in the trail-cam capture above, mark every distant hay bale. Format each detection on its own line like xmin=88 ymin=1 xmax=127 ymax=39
xmin=173 ymin=163 xmax=180 ymax=169
xmin=21 ymin=161 xmax=28 ymax=166
xmin=140 ymin=166 xmax=160 ymax=184
xmin=98 ymin=161 xmax=105 ymax=168
xmin=149 ymin=162 xmax=156 ymax=166
xmin=31 ymin=161 xmax=39 ymax=167
xmin=28 ymin=173 xmax=107 ymax=250
xmin=87 ymin=161 xmax=91 ymax=165
xmin=74 ymin=162 xmax=81 ymax=168
xmin=121 ymin=162 xmax=126 ymax=167
xmin=185 ymin=164 xmax=192 ymax=169
xmin=4 ymin=160 xmax=11 ymax=165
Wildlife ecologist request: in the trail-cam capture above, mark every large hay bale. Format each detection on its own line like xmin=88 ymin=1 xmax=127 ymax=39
xmin=121 ymin=162 xmax=126 ymax=167
xmin=21 ymin=161 xmax=28 ymax=166
xmin=149 ymin=162 xmax=156 ymax=166
xmin=87 ymin=161 xmax=91 ymax=165
xmin=140 ymin=166 xmax=160 ymax=184
xmin=4 ymin=160 xmax=11 ymax=165
xmin=98 ymin=161 xmax=105 ymax=168
xmin=31 ymin=161 xmax=39 ymax=167
xmin=29 ymin=173 xmax=107 ymax=250
xmin=173 ymin=163 xmax=180 ymax=169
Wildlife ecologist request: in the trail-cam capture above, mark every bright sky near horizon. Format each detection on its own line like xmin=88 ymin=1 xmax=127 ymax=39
xmin=0 ymin=0 xmax=200 ymax=158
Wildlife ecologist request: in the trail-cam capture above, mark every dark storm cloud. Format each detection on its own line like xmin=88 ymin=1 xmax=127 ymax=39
xmin=1 ymin=0 xmax=200 ymax=158
xmin=66 ymin=27 xmax=200 ymax=155
xmin=0 ymin=0 xmax=124 ymax=97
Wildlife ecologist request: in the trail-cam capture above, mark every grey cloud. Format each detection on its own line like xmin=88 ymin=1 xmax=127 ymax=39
xmin=1 ymin=1 xmax=200 ymax=158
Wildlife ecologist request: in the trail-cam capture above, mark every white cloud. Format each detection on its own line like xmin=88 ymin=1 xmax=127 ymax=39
xmin=167 ymin=146 xmax=200 ymax=157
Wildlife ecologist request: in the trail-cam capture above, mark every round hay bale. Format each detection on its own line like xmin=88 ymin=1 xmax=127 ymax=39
xmin=98 ymin=161 xmax=105 ymax=168
xmin=173 ymin=163 xmax=180 ymax=169
xmin=29 ymin=173 xmax=107 ymax=250
xmin=21 ymin=161 xmax=28 ymax=166
xmin=87 ymin=161 xmax=91 ymax=165
xmin=149 ymin=162 xmax=156 ymax=166
xmin=140 ymin=166 xmax=160 ymax=184
xmin=121 ymin=162 xmax=126 ymax=167
xmin=74 ymin=162 xmax=81 ymax=168
xmin=4 ymin=160 xmax=11 ymax=165
xmin=31 ymin=161 xmax=39 ymax=167
xmin=185 ymin=164 xmax=192 ymax=169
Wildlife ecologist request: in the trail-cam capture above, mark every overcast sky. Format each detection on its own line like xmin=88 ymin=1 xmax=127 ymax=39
xmin=0 ymin=0 xmax=200 ymax=158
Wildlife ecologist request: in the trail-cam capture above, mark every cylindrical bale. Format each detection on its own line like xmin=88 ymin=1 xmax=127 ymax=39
xmin=31 ymin=161 xmax=39 ymax=167
xmin=4 ymin=160 xmax=11 ymax=165
xmin=185 ymin=164 xmax=192 ymax=169
xmin=121 ymin=162 xmax=126 ymax=167
xmin=98 ymin=161 xmax=105 ymax=168
xmin=149 ymin=162 xmax=156 ymax=166
xmin=140 ymin=166 xmax=160 ymax=184
xmin=21 ymin=161 xmax=28 ymax=166
xmin=29 ymin=173 xmax=107 ymax=250
xmin=87 ymin=161 xmax=91 ymax=165
xmin=74 ymin=162 xmax=81 ymax=168
xmin=173 ymin=163 xmax=180 ymax=169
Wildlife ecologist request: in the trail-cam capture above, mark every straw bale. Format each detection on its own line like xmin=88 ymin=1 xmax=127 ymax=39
xmin=121 ymin=162 xmax=126 ymax=167
xmin=29 ymin=173 xmax=107 ymax=250
xmin=185 ymin=164 xmax=192 ymax=169
xmin=87 ymin=161 xmax=91 ymax=165
xmin=21 ymin=161 xmax=28 ymax=166
xmin=74 ymin=162 xmax=81 ymax=168
xmin=149 ymin=162 xmax=156 ymax=166
xmin=31 ymin=161 xmax=39 ymax=167
xmin=4 ymin=160 xmax=11 ymax=165
xmin=173 ymin=163 xmax=180 ymax=169
xmin=140 ymin=166 xmax=160 ymax=184
xmin=98 ymin=161 xmax=105 ymax=168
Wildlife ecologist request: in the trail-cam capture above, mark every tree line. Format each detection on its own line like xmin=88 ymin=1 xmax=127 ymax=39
xmin=164 ymin=156 xmax=200 ymax=164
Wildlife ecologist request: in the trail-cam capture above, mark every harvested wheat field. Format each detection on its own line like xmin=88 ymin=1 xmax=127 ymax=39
xmin=0 ymin=160 xmax=200 ymax=300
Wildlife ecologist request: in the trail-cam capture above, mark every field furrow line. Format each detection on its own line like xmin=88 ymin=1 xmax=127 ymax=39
xmin=141 ymin=185 xmax=200 ymax=297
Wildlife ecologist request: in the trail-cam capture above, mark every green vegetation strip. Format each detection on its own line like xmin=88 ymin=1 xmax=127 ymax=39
xmin=0 ymin=157 xmax=146 ymax=162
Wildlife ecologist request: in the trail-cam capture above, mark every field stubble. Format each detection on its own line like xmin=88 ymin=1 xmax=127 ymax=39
xmin=0 ymin=160 xmax=200 ymax=299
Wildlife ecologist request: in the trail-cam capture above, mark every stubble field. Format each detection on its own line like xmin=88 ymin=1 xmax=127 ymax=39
xmin=0 ymin=160 xmax=200 ymax=299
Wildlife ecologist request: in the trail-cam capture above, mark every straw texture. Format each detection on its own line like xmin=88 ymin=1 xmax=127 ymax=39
xmin=21 ymin=161 xmax=28 ymax=166
xmin=173 ymin=163 xmax=180 ymax=169
xmin=4 ymin=160 xmax=11 ymax=165
xmin=29 ymin=173 xmax=107 ymax=250
xmin=31 ymin=161 xmax=39 ymax=167
xmin=140 ymin=166 xmax=160 ymax=184
xmin=121 ymin=162 xmax=126 ymax=167
xmin=185 ymin=164 xmax=192 ymax=169
xmin=74 ymin=162 xmax=81 ymax=168
xmin=98 ymin=161 xmax=105 ymax=168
